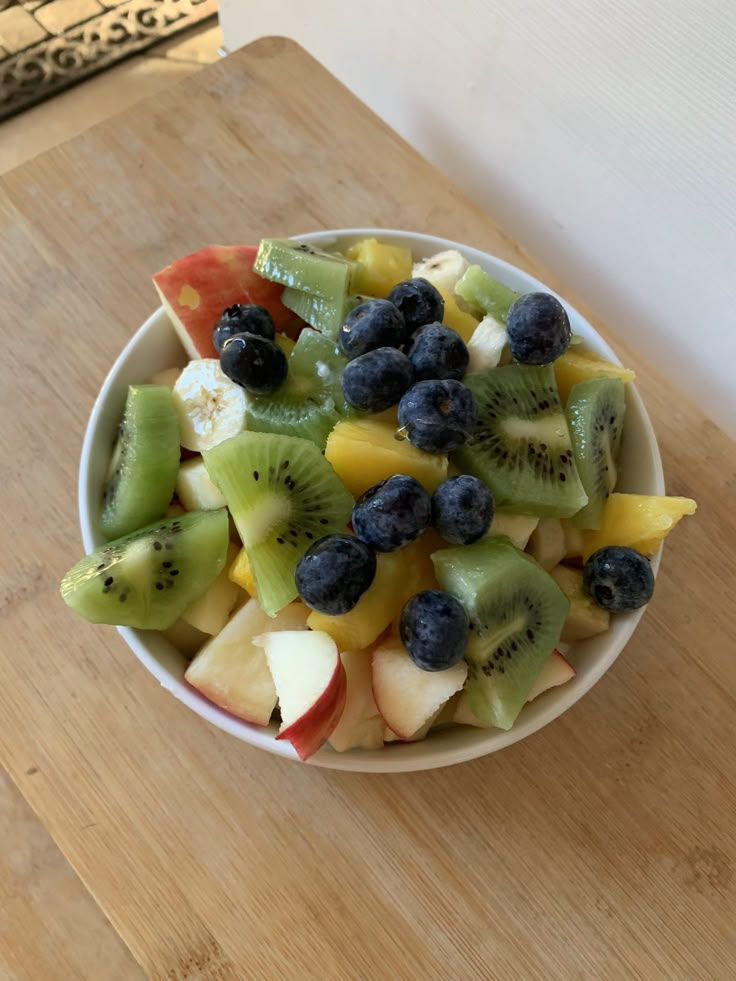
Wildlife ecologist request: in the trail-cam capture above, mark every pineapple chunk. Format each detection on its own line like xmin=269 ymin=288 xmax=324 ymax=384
xmin=488 ymin=513 xmax=539 ymax=550
xmin=176 ymin=457 xmax=226 ymax=511
xmin=229 ymin=547 xmax=257 ymax=597
xmin=275 ymin=334 xmax=296 ymax=357
xmin=307 ymin=551 xmax=407 ymax=650
xmin=550 ymin=565 xmax=610 ymax=642
xmin=325 ymin=418 xmax=448 ymax=496
xmin=162 ymin=617 xmax=209 ymax=657
xmin=435 ymin=286 xmax=480 ymax=342
xmin=581 ymin=493 xmax=697 ymax=559
xmin=527 ymin=519 xmax=567 ymax=571
xmin=392 ymin=531 xmax=444 ymax=629
xmin=346 ymin=238 xmax=412 ymax=298
xmin=561 ymin=519 xmax=585 ymax=560
xmin=182 ymin=543 xmax=242 ymax=635
xmin=554 ymin=349 xmax=635 ymax=404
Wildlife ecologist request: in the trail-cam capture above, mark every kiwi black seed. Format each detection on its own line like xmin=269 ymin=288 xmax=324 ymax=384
xmin=566 ymin=376 xmax=626 ymax=529
xmin=452 ymin=363 xmax=588 ymax=518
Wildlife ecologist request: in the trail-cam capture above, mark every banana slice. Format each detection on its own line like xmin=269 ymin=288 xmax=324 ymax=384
xmin=467 ymin=315 xmax=508 ymax=372
xmin=173 ymin=359 xmax=247 ymax=451
xmin=412 ymin=249 xmax=470 ymax=293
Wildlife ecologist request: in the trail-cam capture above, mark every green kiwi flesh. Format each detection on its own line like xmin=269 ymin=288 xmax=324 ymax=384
xmin=282 ymin=287 xmax=344 ymax=337
xmin=254 ymin=239 xmax=353 ymax=300
xmin=455 ymin=265 xmax=521 ymax=321
xmin=453 ymin=364 xmax=588 ymax=518
xmin=433 ymin=537 xmax=569 ymax=729
xmin=566 ymin=377 xmax=626 ymax=529
xmin=101 ymin=385 xmax=180 ymax=540
xmin=245 ymin=329 xmax=350 ymax=447
xmin=203 ymin=431 xmax=354 ymax=616
xmin=61 ymin=509 xmax=229 ymax=630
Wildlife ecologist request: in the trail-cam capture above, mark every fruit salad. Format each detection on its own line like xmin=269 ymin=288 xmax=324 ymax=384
xmin=60 ymin=236 xmax=697 ymax=760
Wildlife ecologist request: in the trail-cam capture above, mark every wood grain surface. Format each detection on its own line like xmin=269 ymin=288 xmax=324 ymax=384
xmin=0 ymin=771 xmax=143 ymax=981
xmin=0 ymin=37 xmax=734 ymax=981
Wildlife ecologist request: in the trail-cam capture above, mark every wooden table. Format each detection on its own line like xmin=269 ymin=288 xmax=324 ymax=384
xmin=1 ymin=37 xmax=734 ymax=981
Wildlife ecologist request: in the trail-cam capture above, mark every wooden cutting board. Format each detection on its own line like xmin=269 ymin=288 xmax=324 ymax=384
xmin=0 ymin=37 xmax=734 ymax=981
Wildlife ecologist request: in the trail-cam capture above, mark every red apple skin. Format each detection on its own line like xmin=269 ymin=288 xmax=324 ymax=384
xmin=276 ymin=660 xmax=347 ymax=761
xmin=153 ymin=244 xmax=301 ymax=358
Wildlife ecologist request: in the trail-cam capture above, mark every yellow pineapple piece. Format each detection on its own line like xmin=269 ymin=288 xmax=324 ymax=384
xmin=436 ymin=286 xmax=480 ymax=342
xmin=371 ymin=405 xmax=399 ymax=427
xmin=346 ymin=238 xmax=413 ymax=298
xmin=561 ymin=519 xmax=585 ymax=561
xmin=276 ymin=333 xmax=295 ymax=357
xmin=554 ymin=349 xmax=635 ymax=404
xmin=228 ymin=546 xmax=257 ymax=597
xmin=395 ymin=531 xmax=444 ymax=611
xmin=582 ymin=493 xmax=697 ymax=559
xmin=308 ymin=551 xmax=407 ymax=650
xmin=550 ymin=565 xmax=610 ymax=642
xmin=325 ymin=418 xmax=448 ymax=496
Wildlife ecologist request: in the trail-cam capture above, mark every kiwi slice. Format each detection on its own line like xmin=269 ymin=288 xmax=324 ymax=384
xmin=281 ymin=287 xmax=344 ymax=337
xmin=61 ymin=509 xmax=229 ymax=630
xmin=255 ymin=239 xmax=353 ymax=299
xmin=453 ymin=364 xmax=588 ymax=518
xmin=433 ymin=537 xmax=569 ymax=729
xmin=203 ymin=431 xmax=354 ymax=616
xmin=282 ymin=289 xmax=374 ymax=339
xmin=100 ymin=385 xmax=180 ymax=541
xmin=455 ymin=266 xmax=521 ymax=321
xmin=566 ymin=377 xmax=626 ymax=529
xmin=246 ymin=329 xmax=349 ymax=446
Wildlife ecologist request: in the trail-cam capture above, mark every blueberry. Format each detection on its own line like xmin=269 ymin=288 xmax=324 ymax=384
xmin=387 ymin=278 xmax=444 ymax=339
xmin=400 ymin=590 xmax=469 ymax=671
xmin=295 ymin=534 xmax=377 ymax=615
xmin=407 ymin=323 xmax=469 ymax=381
xmin=338 ymin=299 xmax=405 ymax=359
xmin=340 ymin=347 xmax=414 ymax=413
xmin=213 ymin=304 xmax=275 ymax=352
xmin=352 ymin=475 xmax=431 ymax=552
xmin=431 ymin=475 xmax=494 ymax=544
xmin=397 ymin=379 xmax=476 ymax=453
xmin=583 ymin=546 xmax=654 ymax=612
xmin=220 ymin=332 xmax=287 ymax=394
xmin=506 ymin=292 xmax=571 ymax=365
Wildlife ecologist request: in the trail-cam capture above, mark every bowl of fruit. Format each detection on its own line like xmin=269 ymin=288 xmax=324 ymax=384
xmin=61 ymin=230 xmax=696 ymax=771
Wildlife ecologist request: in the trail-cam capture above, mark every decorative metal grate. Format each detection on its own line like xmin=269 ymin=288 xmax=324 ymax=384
xmin=0 ymin=0 xmax=218 ymax=122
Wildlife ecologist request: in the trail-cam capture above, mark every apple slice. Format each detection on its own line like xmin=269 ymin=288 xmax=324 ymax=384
xmin=185 ymin=599 xmax=308 ymax=725
xmin=527 ymin=649 xmax=575 ymax=701
xmin=454 ymin=649 xmax=576 ymax=727
xmin=329 ymin=650 xmax=384 ymax=752
xmin=255 ymin=631 xmax=346 ymax=761
xmin=372 ymin=641 xmax=467 ymax=741
xmin=153 ymin=245 xmax=299 ymax=360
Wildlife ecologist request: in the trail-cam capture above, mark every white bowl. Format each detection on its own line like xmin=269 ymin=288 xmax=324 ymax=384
xmin=79 ymin=229 xmax=664 ymax=772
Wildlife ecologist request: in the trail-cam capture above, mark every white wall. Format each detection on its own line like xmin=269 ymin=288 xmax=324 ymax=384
xmin=221 ymin=0 xmax=736 ymax=436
